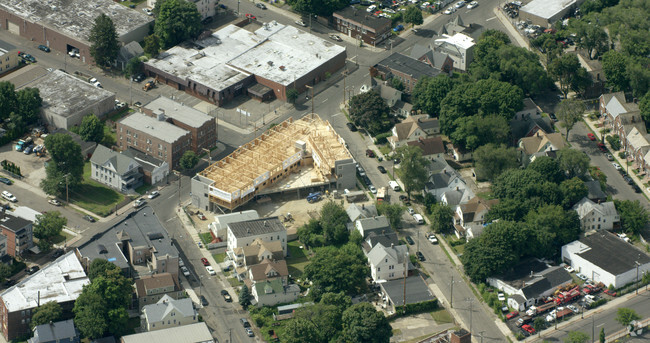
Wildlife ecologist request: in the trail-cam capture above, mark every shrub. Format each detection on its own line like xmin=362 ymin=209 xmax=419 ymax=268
xmin=589 ymin=298 xmax=608 ymax=309
xmin=374 ymin=132 xmax=392 ymax=145
xmin=619 ymin=151 xmax=627 ymax=159
xmin=606 ymin=135 xmax=622 ymax=151
xmin=393 ymin=299 xmax=438 ymax=316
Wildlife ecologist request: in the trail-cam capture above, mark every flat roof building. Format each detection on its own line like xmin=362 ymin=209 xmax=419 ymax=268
xmin=0 ymin=0 xmax=153 ymax=64
xmin=192 ymin=114 xmax=355 ymax=211
xmin=431 ymin=33 xmax=475 ymax=72
xmin=145 ymin=23 xmax=346 ymax=105
xmin=0 ymin=210 xmax=33 ymax=257
xmin=333 ymin=7 xmax=392 ymax=47
xmin=120 ymin=322 xmax=213 ymax=343
xmin=519 ymin=0 xmax=586 ymax=27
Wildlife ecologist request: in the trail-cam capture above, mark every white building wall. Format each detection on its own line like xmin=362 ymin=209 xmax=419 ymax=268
xmin=252 ymin=287 xmax=300 ymax=307
xmin=370 ymin=258 xmax=406 ymax=282
xmin=145 ymin=311 xmax=197 ymax=331
xmin=227 ymin=228 xmax=288 ymax=256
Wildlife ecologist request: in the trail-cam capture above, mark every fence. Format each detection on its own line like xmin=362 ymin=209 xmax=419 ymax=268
xmin=606 ymin=318 xmax=650 ymax=342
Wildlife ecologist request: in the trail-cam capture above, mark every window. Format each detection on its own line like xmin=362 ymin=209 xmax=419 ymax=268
xmin=377 ymin=267 xmax=380 ymax=271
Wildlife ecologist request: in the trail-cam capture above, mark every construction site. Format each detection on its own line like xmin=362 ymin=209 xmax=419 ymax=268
xmin=191 ymin=114 xmax=357 ymax=212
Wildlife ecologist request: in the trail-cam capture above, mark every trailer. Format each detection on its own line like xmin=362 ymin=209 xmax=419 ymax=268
xmin=555 ymin=287 xmax=581 ymax=305
xmin=526 ymin=301 xmax=556 ymax=316
xmin=343 ymin=189 xmax=366 ymax=202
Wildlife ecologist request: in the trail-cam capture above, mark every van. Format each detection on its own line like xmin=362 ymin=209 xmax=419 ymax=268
xmin=413 ymin=214 xmax=424 ymax=225
xmin=388 ymin=180 xmax=400 ymax=191
xmin=240 ymin=318 xmax=250 ymax=327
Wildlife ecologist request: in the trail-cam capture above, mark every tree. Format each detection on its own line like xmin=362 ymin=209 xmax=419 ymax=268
xmin=74 ymin=291 xmax=108 ymax=339
xmin=124 ymin=57 xmax=143 ymax=78
xmin=154 ymin=0 xmax=202 ymax=49
xmin=340 ymin=303 xmax=392 ymax=343
xmin=528 ymin=156 xmax=565 ymax=184
xmin=31 ymin=301 xmax=63 ymax=328
xmin=179 ymin=151 xmax=200 ymax=170
xmin=533 ymin=317 xmax=546 ymax=336
xmin=525 ymin=204 xmax=580 ymax=258
xmin=548 ymin=54 xmax=583 ymax=99
xmin=304 ymin=244 xmax=369 ymax=299
xmin=404 ymin=5 xmax=423 ymax=28
xmin=429 ymin=204 xmax=454 ymax=233
xmin=297 ymin=219 xmax=325 ymax=248
xmin=473 ymin=144 xmax=518 ymax=181
xmin=641 ymin=91 xmax=650 ymax=124
xmin=284 ymin=303 xmax=343 ymax=343
xmin=89 ymin=14 xmax=119 ymax=68
xmin=614 ymin=199 xmax=648 ymax=235
xmin=566 ymin=331 xmax=590 ymax=343
xmin=376 ymin=202 xmax=404 ymax=229
xmin=320 ymin=292 xmax=352 ymax=311
xmin=390 ymin=77 xmax=404 ymax=91
xmin=239 ymin=284 xmax=251 ymax=308
xmin=395 ymin=145 xmax=428 ymax=199
xmin=284 ymin=318 xmax=324 ymax=343
xmin=286 ymin=0 xmax=348 ymax=16
xmin=15 ymin=87 xmax=42 ymax=125
xmin=41 ymin=134 xmax=84 ymax=197
xmin=412 ymin=75 xmax=455 ymax=116
xmin=560 ymin=177 xmax=588 ymax=208
xmin=0 ymin=264 xmax=10 ymax=282
xmin=287 ymin=89 xmax=299 ymax=104
xmin=493 ymin=169 xmax=545 ymax=201
xmin=79 ymin=114 xmax=104 ymax=143
xmin=320 ymin=201 xmax=349 ymax=245
xmin=450 ymin=114 xmax=511 ymax=151
xmin=348 ymin=91 xmax=391 ymax=136
xmin=602 ymin=50 xmax=629 ymax=91
xmin=615 ymin=308 xmax=640 ymax=328
xmin=143 ymin=34 xmax=160 ymax=57
xmin=599 ymin=328 xmax=606 ymax=343
xmin=558 ymin=148 xmax=590 ymax=179
xmin=88 ymin=259 xmax=121 ymax=281
xmin=556 ymin=99 xmax=585 ymax=141
xmin=572 ymin=21 xmax=609 ymax=59
xmin=626 ymin=62 xmax=650 ymax=98
xmin=33 ymin=211 xmax=67 ymax=250
xmin=0 ymin=81 xmax=17 ymax=120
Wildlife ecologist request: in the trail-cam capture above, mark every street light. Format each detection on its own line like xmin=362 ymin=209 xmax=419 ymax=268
xmin=635 ymin=260 xmax=640 ymax=294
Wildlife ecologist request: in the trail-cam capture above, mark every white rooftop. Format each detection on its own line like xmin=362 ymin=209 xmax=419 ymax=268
xmin=12 ymin=206 xmax=41 ymax=223
xmin=1 ymin=251 xmax=89 ymax=312
xmin=144 ymin=96 xmax=214 ymax=129
xmin=119 ymin=112 xmax=189 ymax=144
xmin=435 ymin=33 xmax=475 ymax=50
xmin=520 ymin=0 xmax=578 ymax=20
xmin=0 ymin=0 xmax=153 ymax=44
xmin=145 ymin=23 xmax=346 ymax=91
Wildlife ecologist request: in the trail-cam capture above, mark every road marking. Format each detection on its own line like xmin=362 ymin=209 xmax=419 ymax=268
xmin=332 ymin=113 xmax=341 ymax=117
xmin=486 ymin=16 xmax=497 ymax=21
xmin=321 ymin=98 xmax=328 ymax=103
xmin=364 ymin=73 xmax=369 ymax=77
xmin=166 ymin=217 xmax=176 ymax=222
xmin=167 ymin=195 xmax=175 ymax=200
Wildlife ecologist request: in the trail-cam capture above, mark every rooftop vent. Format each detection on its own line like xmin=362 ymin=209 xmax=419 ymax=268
xmin=267 ymin=61 xmax=273 ymax=66
xmin=279 ymin=66 xmax=286 ymax=71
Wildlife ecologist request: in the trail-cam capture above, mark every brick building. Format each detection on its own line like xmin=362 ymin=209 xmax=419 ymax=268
xmin=117 ymin=112 xmax=192 ymax=170
xmin=142 ymin=97 xmax=216 ymax=154
xmin=0 ymin=210 xmax=33 ymax=257
xmin=371 ymin=53 xmax=443 ymax=93
xmin=333 ymin=7 xmax=392 ymax=47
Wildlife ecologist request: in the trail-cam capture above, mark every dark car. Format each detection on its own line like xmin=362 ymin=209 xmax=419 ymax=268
xmin=37 ymin=45 xmax=50 ymax=52
xmin=634 ymin=184 xmax=642 ymax=193
xmin=200 ymin=295 xmax=209 ymax=306
xmin=377 ymin=166 xmax=386 ymax=173
xmin=0 ymin=177 xmax=12 ymax=185
xmin=366 ymin=149 xmax=375 ymax=158
xmin=131 ymin=73 xmax=145 ymax=82
xmin=52 ymin=249 xmax=64 ymax=258
xmin=624 ymin=176 xmax=634 ymax=185
xmin=363 ymin=176 xmax=371 ymax=185
xmin=221 ymin=290 xmax=232 ymax=302
xmin=549 ymin=113 xmax=558 ymax=122
xmin=3 ymin=279 xmax=16 ymax=287
xmin=201 ymin=258 xmax=210 ymax=266
xmin=256 ymin=3 xmax=267 ymax=9
xmin=405 ymin=236 xmax=414 ymax=245
xmin=399 ymin=195 xmax=408 ymax=201
xmin=26 ymin=266 xmax=40 ymax=275
xmin=346 ymin=122 xmax=358 ymax=132
xmin=597 ymin=143 xmax=607 ymax=152
xmin=416 ymin=251 xmax=425 ymax=261
xmin=83 ymin=215 xmax=96 ymax=223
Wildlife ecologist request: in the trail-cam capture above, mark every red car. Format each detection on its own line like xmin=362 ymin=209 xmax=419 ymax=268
xmin=245 ymin=13 xmax=256 ymax=20
xmin=522 ymin=324 xmax=536 ymax=334
xmin=597 ymin=143 xmax=607 ymax=152
xmin=201 ymin=258 xmax=210 ymax=266
xmin=506 ymin=311 xmax=519 ymax=320
xmin=604 ymin=289 xmax=617 ymax=297
xmin=587 ymin=133 xmax=596 ymax=141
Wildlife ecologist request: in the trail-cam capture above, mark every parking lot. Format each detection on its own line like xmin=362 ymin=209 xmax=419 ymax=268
xmin=0 ymin=134 xmax=48 ymax=188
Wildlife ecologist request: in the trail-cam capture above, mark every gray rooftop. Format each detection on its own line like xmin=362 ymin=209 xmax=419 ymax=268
xmin=143 ymin=295 xmax=196 ymax=323
xmin=577 ymin=231 xmax=650 ymax=275
xmin=0 ymin=0 xmax=153 ymax=44
xmin=28 ymin=319 xmax=79 ymax=343
xmin=228 ymin=217 xmax=285 ymax=238
xmin=144 ymin=97 xmax=214 ymax=129
xmin=0 ymin=39 xmax=16 ymax=57
xmin=119 ymin=112 xmax=190 ymax=144
xmin=0 ymin=212 xmax=31 ymax=232
xmin=346 ymin=203 xmax=378 ymax=222
xmin=375 ymin=53 xmax=441 ymax=80
xmin=121 ymin=147 xmax=167 ymax=173
xmin=357 ymin=216 xmax=391 ymax=233
xmin=90 ymin=145 xmax=140 ymax=176
xmin=121 ymin=322 xmax=212 ymax=343
xmin=381 ymin=276 xmax=435 ymax=306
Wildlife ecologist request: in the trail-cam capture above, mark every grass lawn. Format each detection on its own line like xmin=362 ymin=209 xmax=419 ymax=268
xmin=125 ymin=316 xmax=141 ymax=335
xmin=476 ymin=191 xmax=496 ymax=200
xmin=69 ymin=162 xmax=126 ymax=217
xmin=199 ymin=232 xmax=213 ymax=245
xmin=212 ymin=253 xmax=226 ymax=263
xmin=102 ymin=125 xmax=116 ymax=147
xmin=135 ymin=183 xmax=153 ymax=195
xmin=50 ymin=231 xmax=75 ymax=245
xmin=431 ymin=308 xmax=453 ymax=324
xmin=227 ymin=277 xmax=243 ymax=288
xmin=286 ymin=240 xmax=309 ymax=278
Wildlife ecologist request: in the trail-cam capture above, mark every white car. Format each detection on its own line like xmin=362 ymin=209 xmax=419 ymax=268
xmin=444 ymin=7 xmax=456 ymax=14
xmin=148 ymin=191 xmax=160 ymax=199
xmin=564 ymin=265 xmax=575 ymax=273
xmin=576 ymin=273 xmax=588 ymax=281
xmin=295 ymin=19 xmax=307 ymax=26
xmin=1 ymin=191 xmax=17 ymax=202
xmin=407 ymin=207 xmax=415 ymax=215
xmin=133 ymin=199 xmax=145 ymax=208
xmin=497 ymin=292 xmax=506 ymax=301
xmin=179 ymin=259 xmax=185 ymax=267
xmin=143 ymin=8 xmax=153 ymax=16
xmin=454 ymin=1 xmax=466 ymax=8
xmin=612 ymin=162 xmax=621 ymax=170
xmin=205 ymin=266 xmax=216 ymax=275
xmin=428 ymin=234 xmax=438 ymax=244
xmin=181 ymin=266 xmax=190 ymax=277
xmin=369 ymin=185 xmax=377 ymax=194
xmin=467 ymin=1 xmax=478 ymax=8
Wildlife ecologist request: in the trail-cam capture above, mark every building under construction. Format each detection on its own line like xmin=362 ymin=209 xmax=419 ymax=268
xmin=191 ymin=115 xmax=356 ymax=212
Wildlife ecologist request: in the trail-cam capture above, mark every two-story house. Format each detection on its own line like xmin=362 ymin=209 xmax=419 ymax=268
xmin=367 ymin=243 xmax=409 ymax=282
xmin=573 ymin=197 xmax=620 ymax=231
xmin=134 ymin=273 xmax=184 ymax=310
xmin=251 ymin=279 xmax=300 ymax=307
xmin=0 ymin=210 xmax=33 ymax=257
xmin=27 ymin=319 xmax=80 ymax=343
xmin=141 ymin=295 xmax=198 ymax=332
xmin=0 ymin=40 xmax=20 ymax=76
xmin=371 ymin=53 xmax=442 ymax=94
xmin=599 ymin=92 xmax=640 ymax=131
xmin=408 ymin=136 xmax=445 ymax=161
xmin=226 ymin=217 xmax=287 ymax=262
xmin=247 ymin=259 xmax=289 ymax=286
xmin=517 ymin=130 xmax=566 ymax=166
xmin=387 ymin=114 xmax=440 ymax=151
xmin=454 ymin=197 xmax=499 ymax=239
xmin=355 ymin=216 xmax=391 ymax=239
xmin=90 ymin=145 xmax=143 ymax=192
xmin=409 ymin=46 xmax=454 ymax=75
xmin=424 ymin=165 xmax=474 ymax=207
xmin=625 ymin=127 xmax=650 ymax=171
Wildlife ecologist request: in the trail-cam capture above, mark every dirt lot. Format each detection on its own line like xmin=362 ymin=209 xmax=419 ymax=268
xmin=0 ymin=135 xmax=48 ymax=187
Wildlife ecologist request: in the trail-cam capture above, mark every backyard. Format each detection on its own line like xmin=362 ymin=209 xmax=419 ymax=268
xmin=286 ymin=240 xmax=310 ymax=278
xmin=68 ymin=162 xmax=127 ymax=216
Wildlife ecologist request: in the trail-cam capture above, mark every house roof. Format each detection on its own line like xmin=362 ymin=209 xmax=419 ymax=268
xmin=248 ymin=259 xmax=289 ymax=282
xmin=144 ymin=96 xmax=214 ymax=129
xmin=121 ymin=322 xmax=212 ymax=343
xmin=28 ymin=319 xmax=78 ymax=343
xmin=253 ymin=278 xmax=300 ymax=295
xmin=121 ymin=147 xmax=167 ymax=173
xmin=426 ymin=156 xmax=450 ymax=175
xmin=604 ymin=92 xmax=638 ymax=120
xmin=333 ymin=7 xmax=392 ymax=31
xmin=346 ymin=203 xmax=378 ymax=222
xmin=380 ymin=275 xmax=435 ymax=306
xmin=510 ymin=116 xmax=553 ymax=142
xmin=90 ymin=145 xmax=139 ymax=176
xmin=459 ymin=197 xmax=498 ymax=222
xmin=363 ymin=230 xmax=399 ymax=253
xmin=509 ymin=294 xmax=526 ymax=304
xmin=518 ymin=131 xmax=566 ymax=155
xmin=242 ymin=238 xmax=284 ymax=260
xmin=573 ymin=231 xmax=650 ymax=275
xmin=521 ymin=266 xmax=572 ymax=299
xmin=375 ymin=53 xmax=441 ymax=81
xmin=410 ymin=44 xmax=429 ymax=60
xmin=572 ymin=197 xmax=618 ymax=220
xmin=135 ymin=273 xmax=180 ymax=297
xmin=408 ymin=136 xmax=445 ymax=156
xmin=584 ymin=180 xmax=607 ymax=201
xmin=357 ymin=216 xmax=391 ymax=234
xmin=428 ymin=165 xmax=461 ymax=190
xmin=0 ymin=212 xmax=31 ymax=232
xmin=117 ymin=41 xmax=144 ymax=63
xmin=626 ymin=127 xmax=650 ymax=151
xmin=228 ymin=217 xmax=285 ymax=238
xmin=392 ymin=121 xmax=421 ymax=142
xmin=119 ymin=112 xmax=189 ymax=144
xmin=367 ymin=242 xmax=408 ymax=267
xmin=143 ymin=295 xmax=195 ymax=323
xmin=378 ymin=84 xmax=402 ymax=107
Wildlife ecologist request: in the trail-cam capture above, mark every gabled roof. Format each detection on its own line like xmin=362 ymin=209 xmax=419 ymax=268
xmin=378 ymin=84 xmax=402 ymax=107
xmin=521 ymin=266 xmax=572 ymax=299
xmin=135 ymin=273 xmax=179 ymax=297
xmin=248 ymin=259 xmax=289 ymax=282
xmin=228 ymin=217 xmax=285 ymax=238
xmin=346 ymin=203 xmax=378 ymax=222
xmin=584 ymin=180 xmax=607 ymax=201
xmin=408 ymin=136 xmax=445 ymax=156
xmin=28 ymin=319 xmax=78 ymax=343
xmin=518 ymin=131 xmax=566 ymax=155
xmin=367 ymin=242 xmax=408 ymax=267
xmin=242 ymin=238 xmax=284 ymax=260
xmin=90 ymin=145 xmax=140 ymax=176
xmin=362 ymin=230 xmax=399 ymax=254
xmin=626 ymin=127 xmax=650 ymax=151
xmin=117 ymin=41 xmax=144 ymax=63
xmin=253 ymin=278 xmax=299 ymax=295
xmin=572 ymin=197 xmax=618 ymax=219
xmin=604 ymin=92 xmax=637 ymax=120
xmin=357 ymin=216 xmax=391 ymax=233
xmin=143 ymin=295 xmax=195 ymax=323
xmin=121 ymin=322 xmax=212 ymax=343
xmin=510 ymin=116 xmax=553 ymax=142
xmin=392 ymin=121 xmax=422 ymax=142
xmin=428 ymin=165 xmax=462 ymax=189
xmin=458 ymin=197 xmax=498 ymax=222
xmin=426 ymin=156 xmax=450 ymax=175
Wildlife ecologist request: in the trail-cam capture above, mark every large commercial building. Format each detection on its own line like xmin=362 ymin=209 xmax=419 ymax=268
xmin=519 ymin=0 xmax=587 ymax=28
xmin=144 ymin=23 xmax=346 ymax=105
xmin=192 ymin=115 xmax=356 ymax=212
xmin=0 ymin=0 xmax=153 ymax=64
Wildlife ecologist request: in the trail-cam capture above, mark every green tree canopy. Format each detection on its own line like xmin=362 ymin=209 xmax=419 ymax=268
xmin=473 ymin=143 xmax=518 ymax=181
xmin=16 ymin=87 xmax=42 ymax=125
xmin=239 ymin=284 xmax=251 ymax=308
xmin=154 ymin=0 xmax=202 ymax=49
xmin=143 ymin=34 xmax=160 ymax=57
xmin=429 ymin=203 xmax=454 ymax=233
xmin=34 ymin=211 xmax=67 ymax=250
xmin=287 ymin=0 xmax=348 ymax=16
xmin=528 ymin=156 xmax=565 ymax=184
xmin=602 ymin=50 xmax=629 ymax=91
xmin=404 ymin=6 xmax=423 ymax=27
xmin=560 ymin=177 xmax=588 ymax=209
xmin=88 ymin=259 xmax=121 ymax=281
xmin=283 ymin=303 xmax=343 ymax=343
xmin=89 ymin=14 xmax=119 ymax=68
xmin=124 ymin=57 xmax=143 ymax=78
xmin=340 ymin=303 xmax=392 ymax=343
xmin=320 ymin=201 xmax=350 ymax=245
xmin=641 ymin=91 xmax=650 ymax=124
xmin=615 ymin=308 xmax=640 ymax=328
xmin=548 ymin=54 xmax=585 ymax=99
xmin=0 ymin=81 xmax=17 ymax=120
xmin=297 ymin=219 xmax=325 ymax=248
xmin=395 ymin=145 xmax=429 ymax=198
xmin=376 ymin=202 xmax=404 ymax=229
xmin=31 ymin=301 xmax=63 ymax=329
xmin=565 ymin=331 xmax=590 ymax=343
xmin=571 ymin=19 xmax=609 ymax=59
xmin=450 ymin=114 xmax=511 ymax=151
xmin=79 ymin=114 xmax=105 ymax=143
xmin=558 ymin=148 xmax=590 ymax=179
xmin=179 ymin=151 xmax=200 ymax=170
xmin=557 ymin=99 xmax=585 ymax=141
xmin=525 ymin=204 xmax=580 ymax=258
xmin=41 ymin=134 xmax=84 ymax=197
xmin=614 ymin=199 xmax=648 ymax=235
xmin=304 ymin=244 xmax=369 ymax=299
xmin=348 ymin=91 xmax=391 ymax=136
xmin=412 ymin=75 xmax=455 ymax=116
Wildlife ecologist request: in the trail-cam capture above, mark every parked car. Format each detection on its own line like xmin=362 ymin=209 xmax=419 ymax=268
xmin=346 ymin=122 xmax=357 ymax=131
xmin=37 ymin=45 xmax=50 ymax=52
xmin=366 ymin=149 xmax=375 ymax=157
xmin=521 ymin=324 xmax=536 ymax=334
xmin=2 ymin=191 xmax=17 ymax=202
xmin=369 ymin=185 xmax=377 ymax=194
xmin=0 ymin=177 xmax=12 ymax=185
xmin=633 ymin=184 xmax=642 ymax=193
xmin=134 ymin=199 xmax=145 ymax=208
xmin=131 ymin=73 xmax=145 ymax=82
xmin=143 ymin=8 xmax=153 ymax=15
xmin=245 ymin=328 xmax=254 ymax=337
xmin=245 ymin=13 xmax=257 ymax=20
xmin=221 ymin=290 xmax=232 ymax=302
xmin=83 ymin=215 xmax=96 ymax=222
xmin=329 ymin=34 xmax=342 ymax=41
xmin=604 ymin=289 xmax=617 ymax=297
xmin=393 ymin=24 xmax=404 ymax=32
xmin=587 ymin=133 xmax=596 ymax=141
xmin=201 ymin=258 xmax=210 ymax=266
xmin=467 ymin=1 xmax=478 ymax=8
xmin=428 ymin=234 xmax=438 ymax=244
xmin=612 ymin=162 xmax=622 ymax=170
xmin=407 ymin=207 xmax=415 ymax=215
xmin=506 ymin=311 xmax=519 ymax=320
xmin=206 ymin=266 xmax=216 ymax=275
xmin=444 ymin=7 xmax=456 ymax=14
xmin=148 ymin=191 xmax=160 ymax=199
xmin=498 ymin=293 xmax=506 ymax=301
xmin=564 ymin=265 xmax=575 ymax=273
xmin=256 ymin=3 xmax=267 ymax=9
xmin=200 ymin=295 xmax=209 ymax=306
xmin=455 ymin=1 xmax=466 ymax=8
xmin=405 ymin=236 xmax=415 ymax=245
xmin=27 ymin=266 xmax=40 ymax=274
xmin=181 ymin=266 xmax=190 ymax=277
xmin=606 ymin=154 xmax=614 ymax=161
xmin=576 ymin=273 xmax=588 ymax=281
xmin=48 ymin=199 xmax=62 ymax=206
xmin=598 ymin=143 xmax=607 ymax=152
xmin=295 ymin=19 xmax=306 ymax=26
xmin=377 ymin=166 xmax=386 ymax=173
xmin=52 ymin=249 xmax=64 ymax=258
xmin=416 ymin=251 xmax=425 ymax=261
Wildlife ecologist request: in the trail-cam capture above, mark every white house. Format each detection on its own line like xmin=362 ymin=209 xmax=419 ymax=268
xmin=388 ymin=121 xmax=427 ymax=150
xmin=355 ymin=216 xmax=391 ymax=238
xmin=562 ymin=231 xmax=650 ymax=288
xmin=517 ymin=131 xmax=566 ymax=165
xmin=226 ymin=217 xmax=287 ymax=262
xmin=251 ymin=279 xmax=300 ymax=307
xmin=431 ymin=33 xmax=475 ymax=71
xmin=572 ymin=197 xmax=619 ymax=231
xmin=425 ymin=165 xmax=474 ymax=206
xmin=90 ymin=145 xmax=142 ymax=192
xmin=367 ymin=242 xmax=409 ymax=282
xmin=141 ymin=295 xmax=198 ymax=332
xmin=454 ymin=197 xmax=499 ymax=239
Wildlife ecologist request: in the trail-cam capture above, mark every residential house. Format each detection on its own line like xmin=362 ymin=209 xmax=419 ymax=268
xmin=431 ymin=33 xmax=475 ymax=71
xmin=584 ymin=180 xmax=607 ymax=203
xmin=487 ymin=259 xmax=573 ymax=311
xmin=367 ymin=242 xmax=408 ymax=282
xmin=332 ymin=7 xmax=392 ymax=46
xmin=361 ymin=230 xmax=399 ymax=255
xmin=409 ymin=45 xmax=454 ymax=75
xmin=141 ymin=295 xmax=198 ymax=332
xmin=231 ymin=238 xmax=284 ymax=269
xmin=0 ymin=40 xmax=20 ymax=76
xmin=208 ymin=210 xmax=259 ymax=245
xmin=425 ymin=165 xmax=474 ymax=206
xmin=251 ymin=279 xmax=300 ymax=307
xmin=454 ymin=197 xmax=499 ymax=239
xmin=90 ymin=145 xmax=143 ymax=192
xmin=573 ymin=197 xmax=619 ymax=231
xmin=426 ymin=156 xmax=451 ymax=175
xmin=346 ymin=203 xmax=378 ymax=223
xmin=0 ymin=252 xmax=89 ymax=341
xmin=0 ymin=210 xmax=33 ymax=257
xmin=517 ymin=131 xmax=566 ymax=166
xmin=355 ymin=216 xmax=391 ymax=238
xmin=371 ymin=53 xmax=442 ymax=93
xmin=226 ymin=217 xmax=287 ymax=262
xmin=599 ymin=92 xmax=639 ymax=129
xmin=562 ymin=231 xmax=650 ymax=288
xmin=247 ymin=259 xmax=289 ymax=286
xmin=614 ymin=112 xmax=646 ymax=151
xmin=28 ymin=319 xmax=80 ymax=343
xmin=510 ymin=99 xmax=552 ymax=144
xmin=116 ymin=41 xmax=144 ymax=71
xmin=134 ymin=273 xmax=184 ymax=310
xmin=122 ymin=148 xmax=169 ymax=185
xmin=408 ymin=137 xmax=445 ymax=161
xmin=407 ymin=115 xmax=440 ymax=136
xmin=446 ymin=143 xmax=473 ymax=162
xmin=120 ymin=322 xmax=213 ymax=343
xmin=625 ymin=127 xmax=650 ymax=170
xmin=370 ymin=83 xmax=414 ymax=117
xmin=0 ymin=235 xmax=7 ymax=264
xmin=388 ymin=121 xmax=427 ymax=150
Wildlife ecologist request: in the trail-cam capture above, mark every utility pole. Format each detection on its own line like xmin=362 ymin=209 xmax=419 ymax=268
xmin=402 ymin=251 xmax=407 ymax=314
xmin=65 ymin=174 xmax=69 ymax=204
xmin=450 ymin=275 xmax=454 ymax=308
xmin=635 ymin=260 xmax=640 ymax=294
xmin=592 ymin=315 xmax=595 ymax=343
xmin=343 ymin=69 xmax=348 ymax=108
xmin=129 ymin=78 xmax=133 ymax=105
xmin=305 ymin=85 xmax=314 ymax=118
